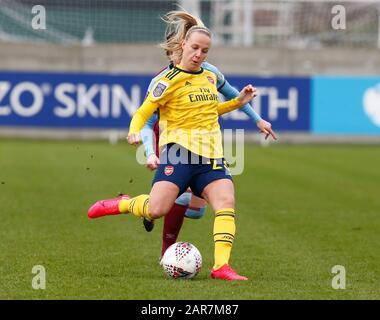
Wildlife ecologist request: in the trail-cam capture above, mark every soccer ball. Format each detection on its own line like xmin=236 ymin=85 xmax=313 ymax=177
xmin=161 ymin=242 xmax=202 ymax=279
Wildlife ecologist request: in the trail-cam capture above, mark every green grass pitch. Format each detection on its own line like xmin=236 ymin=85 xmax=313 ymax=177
xmin=1 ymin=139 xmax=379 ymax=299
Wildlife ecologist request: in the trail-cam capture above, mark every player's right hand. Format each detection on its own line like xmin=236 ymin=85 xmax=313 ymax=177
xmin=127 ymin=133 xmax=141 ymax=145
xmin=146 ymin=154 xmax=160 ymax=171
xmin=238 ymin=84 xmax=258 ymax=105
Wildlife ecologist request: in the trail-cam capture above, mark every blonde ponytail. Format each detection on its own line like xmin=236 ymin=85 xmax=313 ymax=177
xmin=159 ymin=10 xmax=207 ymax=62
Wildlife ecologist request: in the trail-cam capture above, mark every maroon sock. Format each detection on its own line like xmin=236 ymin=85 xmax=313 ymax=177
xmin=161 ymin=203 xmax=188 ymax=257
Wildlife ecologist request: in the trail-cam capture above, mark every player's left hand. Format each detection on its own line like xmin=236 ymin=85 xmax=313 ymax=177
xmin=256 ymin=119 xmax=277 ymax=140
xmin=146 ymin=154 xmax=160 ymax=171
xmin=238 ymin=84 xmax=258 ymax=105
xmin=127 ymin=133 xmax=141 ymax=145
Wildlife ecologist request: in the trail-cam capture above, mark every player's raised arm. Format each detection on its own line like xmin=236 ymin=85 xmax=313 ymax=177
xmin=237 ymin=85 xmax=276 ymax=139
xmin=217 ymin=85 xmax=257 ymax=115
xmin=207 ymin=62 xmax=277 ymax=141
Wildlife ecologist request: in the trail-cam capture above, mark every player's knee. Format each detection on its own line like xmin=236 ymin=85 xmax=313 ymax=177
xmin=185 ymin=206 xmax=206 ymax=219
xmin=149 ymin=208 xmax=164 ymax=219
xmin=218 ymin=193 xmax=235 ymax=209
xmin=149 ymin=204 xmax=170 ymax=219
xmin=174 ymin=192 xmax=192 ymax=206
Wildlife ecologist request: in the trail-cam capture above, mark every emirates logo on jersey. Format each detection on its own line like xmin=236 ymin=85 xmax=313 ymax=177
xmin=164 ymin=165 xmax=174 ymax=176
xmin=207 ymin=76 xmax=215 ymax=84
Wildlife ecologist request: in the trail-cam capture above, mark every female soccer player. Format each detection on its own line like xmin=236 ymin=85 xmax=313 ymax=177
xmin=140 ymin=11 xmax=276 ymax=258
xmin=89 ymin=24 xmax=256 ymax=280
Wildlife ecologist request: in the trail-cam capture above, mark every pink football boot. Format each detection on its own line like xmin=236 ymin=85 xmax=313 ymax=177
xmin=87 ymin=194 xmax=130 ymax=219
xmin=210 ymin=264 xmax=248 ymax=281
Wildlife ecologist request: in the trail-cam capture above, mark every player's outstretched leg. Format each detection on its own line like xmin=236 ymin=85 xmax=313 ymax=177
xmin=87 ymin=194 xmax=130 ymax=219
xmin=88 ymin=194 xmax=153 ymax=222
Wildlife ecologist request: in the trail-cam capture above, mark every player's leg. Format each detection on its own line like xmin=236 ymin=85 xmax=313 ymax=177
xmin=201 ymin=178 xmax=247 ymax=281
xmin=147 ymin=181 xmax=180 ymax=219
xmin=87 ymin=181 xmax=179 ymax=220
xmin=191 ymin=159 xmax=247 ymax=281
xmin=87 ymin=193 xmax=131 ymax=219
xmin=158 ymin=194 xmax=207 ymax=252
xmin=201 ymin=178 xmax=236 ymax=270
xmin=140 ymin=145 xmax=192 ymax=220
xmin=185 ymin=194 xmax=207 ymax=219
xmin=160 ymin=191 xmax=207 ymax=257
xmin=156 ymin=145 xmax=205 ymax=255
xmin=88 ymin=143 xmax=191 ymax=221
xmin=201 ymin=178 xmax=235 ymax=268
xmin=160 ymin=191 xmax=192 ymax=257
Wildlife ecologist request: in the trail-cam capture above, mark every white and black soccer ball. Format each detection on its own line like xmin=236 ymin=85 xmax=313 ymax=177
xmin=161 ymin=242 xmax=202 ymax=279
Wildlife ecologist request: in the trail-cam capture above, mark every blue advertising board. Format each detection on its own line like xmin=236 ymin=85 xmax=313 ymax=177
xmin=220 ymin=75 xmax=310 ymax=131
xmin=312 ymin=76 xmax=380 ymax=135
xmin=0 ymin=71 xmax=149 ymax=128
xmin=0 ymin=71 xmax=310 ymax=131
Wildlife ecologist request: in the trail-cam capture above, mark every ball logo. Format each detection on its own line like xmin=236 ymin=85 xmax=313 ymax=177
xmin=207 ymin=76 xmax=214 ymax=84
xmin=363 ymin=84 xmax=380 ymax=127
xmin=164 ymin=165 xmax=174 ymax=176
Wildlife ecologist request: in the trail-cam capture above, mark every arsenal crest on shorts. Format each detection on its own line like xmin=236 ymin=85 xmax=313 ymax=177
xmin=153 ymin=80 xmax=168 ymax=98
xmin=207 ymin=76 xmax=215 ymax=84
xmin=164 ymin=165 xmax=174 ymax=176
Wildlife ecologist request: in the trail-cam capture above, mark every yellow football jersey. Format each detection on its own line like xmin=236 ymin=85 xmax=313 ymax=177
xmin=129 ymin=65 xmax=241 ymax=159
